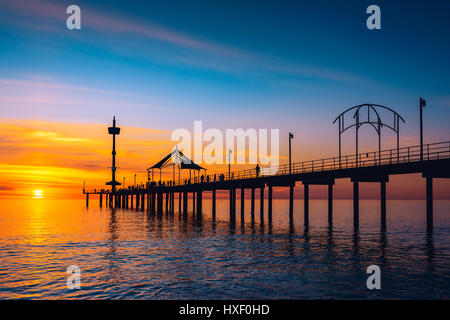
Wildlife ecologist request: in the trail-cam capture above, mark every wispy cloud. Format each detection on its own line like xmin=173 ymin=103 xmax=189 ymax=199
xmin=2 ymin=0 xmax=245 ymax=58
xmin=1 ymin=0 xmax=365 ymax=83
xmin=0 ymin=77 xmax=131 ymax=96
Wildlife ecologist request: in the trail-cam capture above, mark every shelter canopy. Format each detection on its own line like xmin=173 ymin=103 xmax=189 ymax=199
xmin=147 ymin=146 xmax=205 ymax=171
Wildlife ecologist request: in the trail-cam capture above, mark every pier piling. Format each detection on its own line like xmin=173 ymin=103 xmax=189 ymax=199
xmin=241 ymin=188 xmax=245 ymax=222
xmin=289 ymin=185 xmax=294 ymax=223
xmin=304 ymin=183 xmax=309 ymax=225
xmin=251 ymin=188 xmax=255 ymax=220
xmin=183 ymin=191 xmax=188 ymax=218
xmin=268 ymin=185 xmax=273 ymax=223
xmin=260 ymin=187 xmax=264 ymax=224
xmin=353 ymin=181 xmax=359 ymax=228
xmin=212 ymin=189 xmax=216 ymax=219
xmin=426 ymin=176 xmax=433 ymax=233
xmin=381 ymin=181 xmax=386 ymax=228
xmin=328 ymin=184 xmax=333 ymax=225
xmin=196 ymin=190 xmax=202 ymax=218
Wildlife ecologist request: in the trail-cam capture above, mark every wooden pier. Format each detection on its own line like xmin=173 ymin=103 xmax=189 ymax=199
xmin=85 ymin=140 xmax=450 ymax=233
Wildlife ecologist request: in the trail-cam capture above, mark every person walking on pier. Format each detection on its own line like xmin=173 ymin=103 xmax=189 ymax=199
xmin=256 ymin=164 xmax=260 ymax=177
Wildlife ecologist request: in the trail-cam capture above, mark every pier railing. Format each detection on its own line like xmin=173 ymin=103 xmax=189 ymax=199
xmin=186 ymin=140 xmax=450 ymax=185
xmin=84 ymin=140 xmax=450 ymax=192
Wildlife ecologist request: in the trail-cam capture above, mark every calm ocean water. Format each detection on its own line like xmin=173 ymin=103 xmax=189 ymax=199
xmin=0 ymin=197 xmax=450 ymax=299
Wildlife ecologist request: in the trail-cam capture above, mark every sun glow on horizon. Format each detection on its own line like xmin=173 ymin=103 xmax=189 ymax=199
xmin=32 ymin=189 xmax=43 ymax=199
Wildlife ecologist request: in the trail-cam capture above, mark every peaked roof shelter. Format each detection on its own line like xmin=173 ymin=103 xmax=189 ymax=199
xmin=147 ymin=146 xmax=205 ymax=183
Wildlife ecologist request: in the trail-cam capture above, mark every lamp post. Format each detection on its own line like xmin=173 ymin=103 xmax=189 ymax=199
xmin=123 ymin=177 xmax=125 ymax=188
xmin=289 ymin=132 xmax=294 ymax=174
xmin=134 ymin=174 xmax=137 ymax=187
xmin=228 ymin=149 xmax=232 ymax=180
xmin=420 ymin=97 xmax=426 ymax=161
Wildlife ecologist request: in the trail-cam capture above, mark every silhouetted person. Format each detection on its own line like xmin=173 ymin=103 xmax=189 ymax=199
xmin=201 ymin=175 xmax=204 ymax=183
xmin=256 ymin=164 xmax=260 ymax=177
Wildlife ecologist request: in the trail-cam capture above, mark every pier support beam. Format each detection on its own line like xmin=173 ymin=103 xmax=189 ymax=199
xmin=192 ymin=192 xmax=196 ymax=216
xmin=328 ymin=184 xmax=333 ymax=225
xmin=350 ymin=175 xmax=389 ymax=229
xmin=251 ymin=188 xmax=255 ymax=220
xmin=168 ymin=192 xmax=172 ymax=214
xmin=179 ymin=192 xmax=182 ymax=214
xmin=157 ymin=192 xmax=163 ymax=215
xmin=353 ymin=181 xmax=359 ymax=228
xmin=212 ymin=189 xmax=216 ymax=219
xmin=260 ymin=187 xmax=264 ymax=223
xmin=426 ymin=176 xmax=433 ymax=233
xmin=86 ymin=193 xmax=89 ymax=207
xmin=196 ymin=190 xmax=202 ymax=218
xmin=229 ymin=188 xmax=236 ymax=222
xmin=141 ymin=192 xmax=145 ymax=210
xmin=165 ymin=192 xmax=169 ymax=214
xmin=304 ymin=184 xmax=309 ymax=225
xmin=241 ymin=188 xmax=245 ymax=222
xmin=268 ymin=185 xmax=273 ymax=223
xmin=380 ymin=181 xmax=386 ymax=229
xmin=99 ymin=193 xmax=102 ymax=208
xmin=183 ymin=191 xmax=188 ymax=218
xmin=152 ymin=192 xmax=156 ymax=213
xmin=171 ymin=192 xmax=175 ymax=214
xmin=136 ymin=192 xmax=140 ymax=210
xmin=289 ymin=185 xmax=294 ymax=223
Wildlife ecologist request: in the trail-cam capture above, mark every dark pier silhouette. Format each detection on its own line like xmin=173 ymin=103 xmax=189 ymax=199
xmin=83 ymin=102 xmax=450 ymax=233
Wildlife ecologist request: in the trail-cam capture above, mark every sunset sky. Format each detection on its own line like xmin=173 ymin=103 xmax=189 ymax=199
xmin=0 ymin=0 xmax=449 ymax=199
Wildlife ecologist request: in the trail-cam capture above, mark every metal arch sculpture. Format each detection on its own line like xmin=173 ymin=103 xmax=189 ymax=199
xmin=332 ymin=104 xmax=405 ymax=167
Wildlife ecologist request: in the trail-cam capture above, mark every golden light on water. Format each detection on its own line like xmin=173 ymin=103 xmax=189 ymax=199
xmin=32 ymin=189 xmax=43 ymax=199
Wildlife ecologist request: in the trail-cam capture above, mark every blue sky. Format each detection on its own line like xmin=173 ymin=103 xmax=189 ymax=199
xmin=0 ymin=0 xmax=449 ymax=155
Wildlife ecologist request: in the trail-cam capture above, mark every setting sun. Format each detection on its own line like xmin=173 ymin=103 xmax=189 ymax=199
xmin=32 ymin=189 xmax=43 ymax=199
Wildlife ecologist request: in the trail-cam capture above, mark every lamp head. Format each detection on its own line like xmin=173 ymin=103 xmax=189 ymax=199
xmin=420 ymin=97 xmax=426 ymax=107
